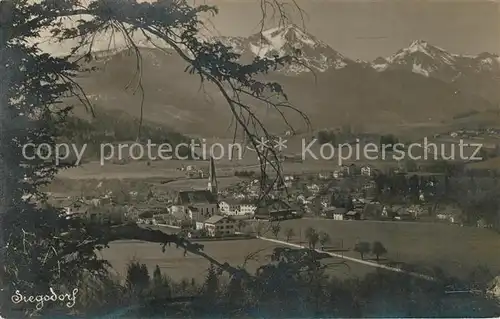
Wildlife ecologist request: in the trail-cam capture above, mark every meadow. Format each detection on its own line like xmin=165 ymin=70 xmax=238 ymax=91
xmin=51 ymin=149 xmax=500 ymax=283
xmin=98 ymin=217 xmax=500 ymax=285
xmin=268 ymin=218 xmax=500 ymax=278
xmin=99 ymin=238 xmax=377 ymax=283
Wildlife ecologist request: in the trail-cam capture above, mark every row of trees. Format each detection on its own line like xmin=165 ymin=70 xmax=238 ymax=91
xmin=259 ymin=222 xmax=388 ymax=262
xmin=304 ymin=227 xmax=331 ymax=250
xmin=353 ymin=241 xmax=388 ymax=261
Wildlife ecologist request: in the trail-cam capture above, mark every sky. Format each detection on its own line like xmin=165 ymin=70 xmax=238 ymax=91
xmin=41 ymin=0 xmax=500 ymax=61
xmin=198 ymin=0 xmax=500 ymax=60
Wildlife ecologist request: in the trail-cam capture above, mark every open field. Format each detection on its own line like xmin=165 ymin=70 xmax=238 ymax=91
xmin=100 ymin=238 xmax=377 ymax=283
xmin=99 ymin=219 xmax=500 ymax=284
xmin=55 ymin=134 xmax=416 ymax=181
xmin=267 ymin=219 xmax=500 ymax=278
xmin=55 ymin=157 xmax=397 ymax=182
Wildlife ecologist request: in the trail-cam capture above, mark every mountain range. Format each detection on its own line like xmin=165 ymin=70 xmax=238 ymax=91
xmin=72 ymin=24 xmax=500 ymax=138
xmin=216 ymin=25 xmax=500 ymax=102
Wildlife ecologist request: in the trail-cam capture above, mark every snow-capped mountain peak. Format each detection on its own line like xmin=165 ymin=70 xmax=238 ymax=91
xmin=369 ymin=39 xmax=500 ymax=90
xmin=247 ymin=24 xmax=329 ymax=59
xmin=215 ymin=24 xmax=353 ymax=74
xmin=388 ymin=39 xmax=456 ymax=66
xmin=372 ymin=40 xmax=459 ymax=77
xmin=256 ymin=24 xmax=323 ymax=51
xmin=408 ymin=39 xmax=431 ymax=51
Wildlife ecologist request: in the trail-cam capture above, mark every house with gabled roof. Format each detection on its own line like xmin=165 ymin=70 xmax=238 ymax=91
xmin=324 ymin=207 xmax=345 ymax=220
xmin=203 ymin=215 xmax=236 ymax=237
xmin=171 ymin=189 xmax=218 ymax=222
xmin=254 ymin=199 xmax=299 ymax=221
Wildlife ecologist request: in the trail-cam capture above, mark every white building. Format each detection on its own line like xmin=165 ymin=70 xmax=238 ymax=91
xmin=239 ymin=203 xmax=257 ymax=215
xmin=340 ymin=165 xmax=351 ymax=176
xmin=219 ymin=199 xmax=256 ymax=216
xmin=333 ymin=170 xmax=344 ymax=179
xmin=324 ymin=207 xmax=346 ymax=220
xmin=307 ymin=184 xmax=320 ymax=194
xmin=333 ymin=213 xmax=344 ymax=220
xmin=283 ymin=175 xmax=295 ymax=188
xmin=203 ymin=215 xmax=236 ymax=237
xmin=360 ymin=165 xmax=374 ymax=177
xmin=436 ymin=213 xmax=455 ymax=223
xmin=318 ymin=172 xmax=330 ymax=180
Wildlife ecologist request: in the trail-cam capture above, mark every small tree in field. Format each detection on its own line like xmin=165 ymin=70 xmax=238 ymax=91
xmin=319 ymin=232 xmax=331 ymax=250
xmin=305 ymin=227 xmax=319 ymax=250
xmin=372 ymin=241 xmax=387 ymax=262
xmin=126 ymin=261 xmax=150 ymax=294
xmin=270 ymin=223 xmax=281 ymax=239
xmin=285 ymin=228 xmax=295 ymax=242
xmin=354 ymin=242 xmax=371 ymax=260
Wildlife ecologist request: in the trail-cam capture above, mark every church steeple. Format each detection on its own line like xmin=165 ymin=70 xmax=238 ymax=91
xmin=207 ymin=156 xmax=218 ymax=197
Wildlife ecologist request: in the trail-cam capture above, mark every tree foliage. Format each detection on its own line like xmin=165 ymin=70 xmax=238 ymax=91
xmin=304 ymin=227 xmax=319 ymax=250
xmin=0 ymin=0 xmax=308 ymax=312
xmin=371 ymin=241 xmax=387 ymax=262
xmin=284 ymin=227 xmax=295 ymax=242
xmin=354 ymin=241 xmax=371 ymax=260
xmin=319 ymin=231 xmax=330 ymax=249
xmin=270 ymin=222 xmax=281 ymax=239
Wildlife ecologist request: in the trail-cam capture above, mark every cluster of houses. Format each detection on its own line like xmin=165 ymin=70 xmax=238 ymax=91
xmin=54 ymin=157 xmax=477 ymax=237
xmin=146 ymin=162 xmax=384 ymax=233
xmin=49 ymin=192 xmax=129 ymax=224
xmin=448 ymin=128 xmax=500 ymax=139
xmin=317 ymin=164 xmax=375 ymax=179
xmin=165 ymin=188 xmax=300 ymax=237
xmin=161 ymin=158 xmax=297 ymax=237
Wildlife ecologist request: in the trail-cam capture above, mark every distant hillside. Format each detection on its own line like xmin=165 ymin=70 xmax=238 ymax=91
xmin=68 ymin=26 xmax=499 ymax=138
xmin=59 ymin=109 xmax=192 ymax=160
xmin=73 ymin=48 xmax=235 ymax=137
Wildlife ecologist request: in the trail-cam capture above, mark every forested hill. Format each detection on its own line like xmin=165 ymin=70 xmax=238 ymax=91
xmin=57 ymin=109 xmax=192 ymax=161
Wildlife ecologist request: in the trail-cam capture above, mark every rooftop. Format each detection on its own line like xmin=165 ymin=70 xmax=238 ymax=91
xmin=204 ymin=215 xmax=226 ymax=224
xmin=257 ymin=199 xmax=293 ymax=211
xmin=220 ymin=198 xmax=256 ymax=205
xmin=174 ymin=190 xmax=217 ymax=205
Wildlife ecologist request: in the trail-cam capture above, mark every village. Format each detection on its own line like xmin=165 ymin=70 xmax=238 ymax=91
xmin=48 ymin=153 xmax=498 ymax=242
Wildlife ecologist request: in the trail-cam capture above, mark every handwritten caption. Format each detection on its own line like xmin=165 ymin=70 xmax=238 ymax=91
xmin=11 ymin=287 xmax=79 ymax=310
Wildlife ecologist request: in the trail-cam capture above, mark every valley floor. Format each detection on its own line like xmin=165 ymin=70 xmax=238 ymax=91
xmin=99 ymin=220 xmax=500 ymax=283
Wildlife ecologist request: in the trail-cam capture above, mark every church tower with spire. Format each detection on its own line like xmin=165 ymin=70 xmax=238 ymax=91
xmin=207 ymin=156 xmax=218 ymax=197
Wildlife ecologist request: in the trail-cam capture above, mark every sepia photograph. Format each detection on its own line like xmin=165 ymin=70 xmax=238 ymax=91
xmin=1 ymin=0 xmax=500 ymax=317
